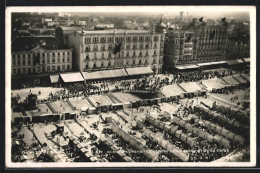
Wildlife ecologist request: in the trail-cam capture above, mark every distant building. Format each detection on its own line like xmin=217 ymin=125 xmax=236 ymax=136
xmin=95 ymin=23 xmax=114 ymax=29
xmin=11 ymin=36 xmax=72 ymax=76
xmin=55 ymin=26 xmax=83 ymax=48
xmin=67 ymin=27 xmax=165 ymax=74
xmin=227 ymin=41 xmax=250 ymax=60
xmin=163 ymin=23 xmax=229 ymax=72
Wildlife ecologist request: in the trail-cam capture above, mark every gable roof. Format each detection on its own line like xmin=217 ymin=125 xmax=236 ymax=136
xmin=12 ymin=36 xmax=59 ymax=52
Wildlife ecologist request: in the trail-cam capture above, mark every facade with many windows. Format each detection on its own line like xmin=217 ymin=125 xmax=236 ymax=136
xmin=11 ymin=36 xmax=72 ymax=76
xmin=68 ymin=28 xmax=165 ymax=74
xmin=163 ymin=24 xmax=229 ymax=72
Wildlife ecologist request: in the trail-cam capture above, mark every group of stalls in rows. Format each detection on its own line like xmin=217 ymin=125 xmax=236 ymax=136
xmin=174 ymin=58 xmax=250 ymax=72
xmin=110 ymin=122 xmax=158 ymax=162
xmin=12 ymin=111 xmax=77 ymax=125
xmin=50 ymin=67 xmax=154 ymax=85
xmin=68 ymin=136 xmax=99 ymax=162
xmin=193 ymin=106 xmax=249 ymax=137
xmin=145 ymin=114 xmax=231 ymax=149
xmin=212 ymin=103 xmax=250 ymax=124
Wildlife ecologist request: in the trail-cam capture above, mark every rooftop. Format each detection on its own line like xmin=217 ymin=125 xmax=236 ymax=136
xmin=78 ymin=29 xmax=153 ymax=35
xmin=12 ymin=36 xmax=60 ymax=52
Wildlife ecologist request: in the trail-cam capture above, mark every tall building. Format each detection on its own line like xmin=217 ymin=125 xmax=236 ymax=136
xmin=163 ymin=21 xmax=229 ymax=72
xmin=67 ymin=27 xmax=165 ymax=74
xmin=11 ymin=36 xmax=72 ymax=76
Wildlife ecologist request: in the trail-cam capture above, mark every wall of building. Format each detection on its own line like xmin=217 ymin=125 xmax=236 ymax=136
xmin=68 ymin=30 xmax=164 ymax=74
xmin=11 ymin=49 xmax=72 ymax=76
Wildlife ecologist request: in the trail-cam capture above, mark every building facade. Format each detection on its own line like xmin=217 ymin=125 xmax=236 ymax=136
xmin=68 ymin=28 xmax=165 ymax=74
xmin=11 ymin=36 xmax=72 ymax=76
xmin=163 ymin=23 xmax=229 ymax=72
xmin=226 ymin=41 xmax=250 ymax=60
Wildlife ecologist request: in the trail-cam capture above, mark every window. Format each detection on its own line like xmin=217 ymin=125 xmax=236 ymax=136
xmin=52 ymin=57 xmax=55 ymax=63
xmin=13 ymin=68 xmax=16 ymax=74
xmin=139 ymin=44 xmax=143 ymax=49
xmin=85 ymin=37 xmax=91 ymax=44
xmin=108 ymin=52 xmax=111 ymax=58
xmin=52 ymin=52 xmax=55 ymax=57
xmin=101 ymin=45 xmax=105 ymax=51
xmin=86 ymin=54 xmax=89 ymax=59
xmin=100 ymin=37 xmax=106 ymax=43
xmin=108 ymin=44 xmax=113 ymax=51
xmin=139 ymin=36 xmax=144 ymax=42
xmin=62 ymin=65 xmax=65 ymax=70
xmin=145 ymin=43 xmax=149 ymax=49
xmin=93 ymin=37 xmax=99 ymax=44
xmin=52 ymin=66 xmax=55 ymax=71
xmin=42 ymin=58 xmax=45 ymax=64
xmin=94 ymin=53 xmax=97 ymax=59
xmin=133 ymin=37 xmax=138 ymax=42
xmin=145 ymin=36 xmax=150 ymax=42
xmin=108 ymin=37 xmax=113 ymax=43
xmin=58 ymin=57 xmax=60 ymax=63
xmin=101 ymin=53 xmax=104 ymax=59
xmin=154 ymin=43 xmax=157 ymax=48
xmin=42 ymin=53 xmax=45 ymax=57
xmin=133 ymin=51 xmax=136 ymax=56
xmin=47 ymin=66 xmax=50 ymax=72
xmin=154 ymin=50 xmax=157 ymax=55
xmin=154 ymin=36 xmax=158 ymax=42
xmin=18 ymin=68 xmax=21 ymax=74
xmin=93 ymin=63 xmax=96 ymax=68
xmin=58 ymin=52 xmax=60 ymax=57
xmin=93 ymin=45 xmax=98 ymax=51
xmin=108 ymin=61 xmax=111 ymax=66
xmin=86 ymin=64 xmax=88 ymax=69
xmin=139 ymin=59 xmax=142 ymax=64
xmin=126 ymin=37 xmax=131 ymax=42
xmin=146 ymin=50 xmax=149 ymax=56
xmin=139 ymin=51 xmax=142 ymax=56
xmin=57 ymin=65 xmax=60 ymax=71
xmin=67 ymin=65 xmax=70 ymax=70
xmin=133 ymin=45 xmax=136 ymax=50
xmin=126 ymin=44 xmax=130 ymax=50
xmin=126 ymin=51 xmax=129 ymax=56
xmin=47 ymin=52 xmax=50 ymax=57
xmin=67 ymin=56 xmax=70 ymax=62
xmin=85 ymin=46 xmax=90 ymax=52
xmin=63 ymin=52 xmax=65 ymax=57
xmin=62 ymin=57 xmax=65 ymax=63
xmin=47 ymin=57 xmax=50 ymax=63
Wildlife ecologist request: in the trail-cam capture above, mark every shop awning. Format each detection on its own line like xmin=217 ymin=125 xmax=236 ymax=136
xmin=210 ymin=61 xmax=227 ymax=65
xmin=60 ymin=72 xmax=84 ymax=83
xmin=125 ymin=66 xmax=153 ymax=76
xmin=197 ymin=62 xmax=212 ymax=66
xmin=50 ymin=75 xmax=60 ymax=84
xmin=82 ymin=69 xmax=128 ymax=80
xmin=237 ymin=59 xmax=244 ymax=64
xmin=182 ymin=64 xmax=200 ymax=69
xmin=227 ymin=60 xmax=239 ymax=65
xmin=175 ymin=65 xmax=186 ymax=70
xmin=243 ymin=58 xmax=250 ymax=63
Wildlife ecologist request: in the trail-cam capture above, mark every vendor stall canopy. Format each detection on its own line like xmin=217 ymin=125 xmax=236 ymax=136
xmin=60 ymin=72 xmax=84 ymax=83
xmin=125 ymin=66 xmax=153 ymax=76
xmin=82 ymin=68 xmax=128 ymax=80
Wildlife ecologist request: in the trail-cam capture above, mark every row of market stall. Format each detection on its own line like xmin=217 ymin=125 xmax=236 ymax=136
xmin=68 ymin=135 xmax=98 ymax=162
xmin=146 ymin=114 xmax=230 ymax=149
xmin=50 ymin=66 xmax=154 ymax=84
xmin=142 ymin=129 xmax=189 ymax=162
xmin=110 ymin=122 xmax=158 ymax=161
xmin=175 ymin=58 xmax=250 ymax=70
xmin=194 ymin=106 xmax=249 ymax=136
xmin=161 ymin=74 xmax=250 ymax=98
xmin=12 ymin=110 xmax=77 ymax=125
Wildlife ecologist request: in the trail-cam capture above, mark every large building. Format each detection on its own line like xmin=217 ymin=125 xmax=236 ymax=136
xmin=163 ymin=20 xmax=229 ymax=72
xmin=67 ymin=27 xmax=165 ymax=74
xmin=11 ymin=36 xmax=72 ymax=76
